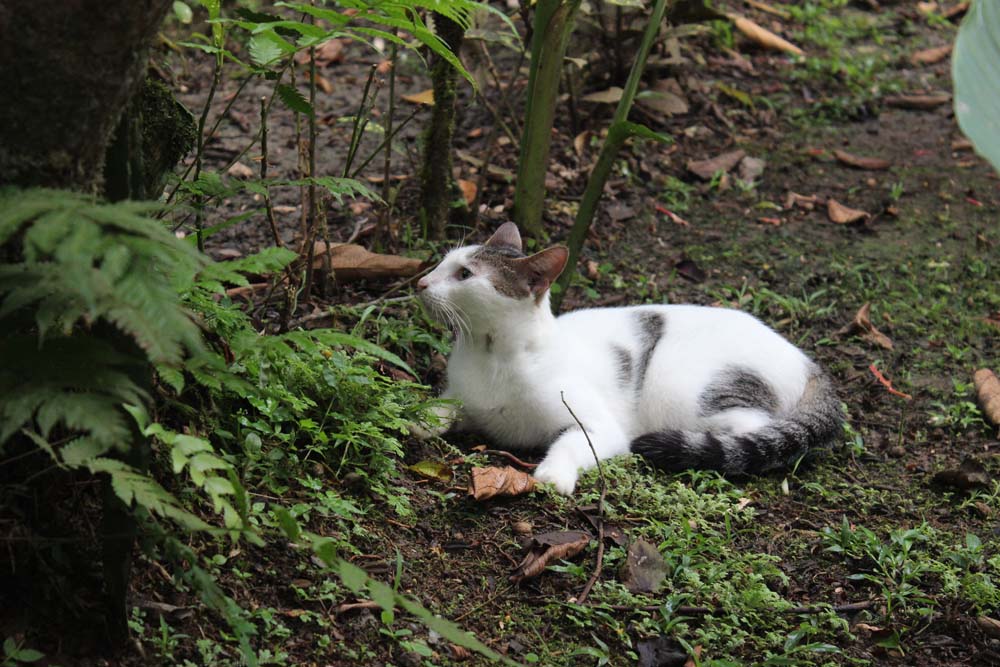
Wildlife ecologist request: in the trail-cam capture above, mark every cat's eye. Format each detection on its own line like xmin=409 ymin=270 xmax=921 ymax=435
xmin=457 ymin=267 xmax=474 ymax=281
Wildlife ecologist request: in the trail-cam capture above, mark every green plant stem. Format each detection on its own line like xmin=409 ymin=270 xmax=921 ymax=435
xmin=513 ymin=0 xmax=582 ymax=239
xmin=552 ymin=0 xmax=673 ymax=311
xmin=192 ymin=52 xmax=223 ymax=253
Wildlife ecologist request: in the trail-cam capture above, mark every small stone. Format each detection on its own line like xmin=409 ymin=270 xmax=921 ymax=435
xmin=888 ymin=446 xmax=906 ymax=458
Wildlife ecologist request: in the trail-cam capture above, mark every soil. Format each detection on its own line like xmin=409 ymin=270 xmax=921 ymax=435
xmin=11 ymin=1 xmax=1000 ymax=666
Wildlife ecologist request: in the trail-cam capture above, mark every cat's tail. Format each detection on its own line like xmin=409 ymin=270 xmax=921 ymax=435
xmin=630 ymin=370 xmax=842 ymax=475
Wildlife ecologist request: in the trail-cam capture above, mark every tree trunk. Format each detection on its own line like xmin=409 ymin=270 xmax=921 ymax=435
xmin=0 ymin=0 xmax=174 ymax=651
xmin=420 ymin=15 xmax=465 ymax=240
xmin=0 ymin=0 xmax=173 ymax=191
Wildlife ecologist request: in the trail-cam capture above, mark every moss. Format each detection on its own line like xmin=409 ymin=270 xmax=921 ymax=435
xmin=138 ymin=78 xmax=197 ymax=198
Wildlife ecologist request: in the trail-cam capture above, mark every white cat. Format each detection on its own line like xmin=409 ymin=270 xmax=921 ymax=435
xmin=414 ymin=223 xmax=841 ymax=495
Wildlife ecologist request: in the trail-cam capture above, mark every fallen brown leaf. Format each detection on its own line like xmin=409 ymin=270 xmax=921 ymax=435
xmin=314 ymin=74 xmax=333 ymax=94
xmin=573 ymin=131 xmax=590 ymax=156
xmin=738 ymin=156 xmax=766 ymax=185
xmin=675 ymin=257 xmax=706 ymax=283
xmin=637 ymin=78 xmax=690 ymax=117
xmin=837 ymin=303 xmax=894 ymax=350
xmin=311 ymin=241 xmax=425 ymax=281
xmin=917 ymin=1 xmax=939 ymax=15
xmin=687 ymin=149 xmax=746 ymax=180
xmin=884 ymin=94 xmax=951 ymax=110
xmin=457 ymin=179 xmax=476 ymax=206
xmin=511 ymin=530 xmax=591 ymax=582
xmin=227 ymin=161 xmax=255 ymax=179
xmin=943 ymin=1 xmax=969 ymax=20
xmin=295 ymin=39 xmax=346 ymax=66
xmin=784 ymin=191 xmax=820 ymax=210
xmin=468 ymin=466 xmax=536 ymax=501
xmin=744 ymin=0 xmax=790 ymax=19
xmin=621 ymin=540 xmax=668 ymax=593
xmin=974 ymin=369 xmax=1000 ymax=427
xmin=582 ymin=86 xmax=624 ymax=104
xmin=833 ymin=149 xmax=892 ymax=171
xmin=727 ymin=13 xmax=804 ymax=56
xmin=402 ymin=89 xmax=435 ymax=105
xmin=684 ymin=645 xmax=704 ymax=667
xmin=758 ymin=216 xmax=782 ymax=226
xmin=827 ymin=198 xmax=870 ymax=224
xmin=910 ymin=44 xmax=953 ymax=66
xmin=933 ymin=458 xmax=991 ymax=491
xmin=977 ymin=616 xmax=1000 ymax=639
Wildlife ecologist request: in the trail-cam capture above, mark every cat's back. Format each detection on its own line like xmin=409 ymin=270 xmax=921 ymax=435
xmin=556 ymin=303 xmax=774 ymax=340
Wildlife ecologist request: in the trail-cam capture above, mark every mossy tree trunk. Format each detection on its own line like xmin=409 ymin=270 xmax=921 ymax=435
xmin=0 ymin=0 xmax=173 ymax=192
xmin=420 ymin=15 xmax=465 ymax=240
xmin=0 ymin=0 xmax=175 ymax=651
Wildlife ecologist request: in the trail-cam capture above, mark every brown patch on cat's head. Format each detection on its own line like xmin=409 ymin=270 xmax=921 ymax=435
xmin=471 ymin=243 xmax=568 ymax=302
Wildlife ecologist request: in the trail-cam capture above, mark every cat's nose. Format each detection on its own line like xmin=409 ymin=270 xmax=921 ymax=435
xmin=416 ymin=276 xmax=429 ymax=291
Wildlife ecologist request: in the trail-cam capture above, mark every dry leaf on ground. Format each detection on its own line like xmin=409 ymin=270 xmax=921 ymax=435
xmin=637 ymin=78 xmax=689 ymax=117
xmin=408 ymin=460 xmax=453 ymax=484
xmin=827 ymin=198 xmax=870 ymax=224
xmin=294 ymin=39 xmax=346 ymax=66
xmin=468 ymin=466 xmax=535 ymax=501
xmin=637 ymin=636 xmax=688 ymax=667
xmin=737 ymin=156 xmax=766 ymax=185
xmin=833 ymin=149 xmax=892 ymax=171
xmin=687 ymin=149 xmax=746 ymax=180
xmin=402 ymin=89 xmax=435 ymax=105
xmin=582 ymin=86 xmax=624 ymax=104
xmin=974 ymin=369 xmax=1000 ymax=427
xmin=620 ymin=540 xmax=668 ymax=593
xmin=457 ymin=179 xmax=476 ymax=206
xmin=784 ymin=192 xmax=820 ymax=210
xmin=310 ymin=241 xmax=425 ymax=280
xmin=910 ymin=44 xmax=953 ymax=65
xmin=726 ymin=13 xmax=804 ymax=56
xmin=884 ymin=94 xmax=951 ymax=110
xmin=744 ymin=0 xmax=791 ymax=19
xmin=837 ymin=303 xmax=894 ymax=350
xmin=932 ymin=458 xmax=991 ymax=491
xmin=227 ymin=161 xmax=255 ymax=179
xmin=977 ymin=616 xmax=1000 ymax=639
xmin=511 ymin=530 xmax=591 ymax=582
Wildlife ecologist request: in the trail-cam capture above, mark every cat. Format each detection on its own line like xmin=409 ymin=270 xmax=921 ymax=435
xmin=413 ymin=222 xmax=842 ymax=495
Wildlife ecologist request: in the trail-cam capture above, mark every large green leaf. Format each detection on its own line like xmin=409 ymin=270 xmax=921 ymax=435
xmin=953 ymin=0 xmax=1000 ymax=173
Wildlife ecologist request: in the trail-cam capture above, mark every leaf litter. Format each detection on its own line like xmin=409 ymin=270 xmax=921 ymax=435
xmin=510 ymin=530 xmax=591 ymax=583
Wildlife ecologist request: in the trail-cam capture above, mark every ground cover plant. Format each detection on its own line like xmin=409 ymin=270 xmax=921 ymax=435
xmin=1 ymin=0 xmax=999 ymax=666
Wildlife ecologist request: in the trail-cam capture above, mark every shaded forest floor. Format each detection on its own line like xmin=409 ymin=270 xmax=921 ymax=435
xmin=29 ymin=1 xmax=1000 ymax=666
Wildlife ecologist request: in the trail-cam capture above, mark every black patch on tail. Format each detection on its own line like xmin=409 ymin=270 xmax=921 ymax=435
xmin=631 ymin=370 xmax=842 ymax=475
xmin=635 ymin=311 xmax=665 ymax=392
xmin=699 ymin=366 xmax=778 ymax=416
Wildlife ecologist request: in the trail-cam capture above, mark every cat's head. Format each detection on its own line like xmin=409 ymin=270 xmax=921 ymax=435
xmin=417 ymin=223 xmax=568 ymax=332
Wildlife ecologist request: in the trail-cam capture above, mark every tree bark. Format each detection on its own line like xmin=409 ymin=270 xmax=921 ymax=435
xmin=420 ymin=15 xmax=465 ymax=240
xmin=0 ymin=0 xmax=173 ymax=191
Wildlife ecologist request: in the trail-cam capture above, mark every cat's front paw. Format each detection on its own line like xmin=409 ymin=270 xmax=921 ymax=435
xmin=408 ymin=421 xmax=446 ymax=440
xmin=408 ymin=403 xmax=458 ymax=440
xmin=533 ymin=458 xmax=578 ymax=495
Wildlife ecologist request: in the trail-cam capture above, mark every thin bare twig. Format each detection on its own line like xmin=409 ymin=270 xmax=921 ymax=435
xmin=560 ymin=392 xmax=606 ymax=605
xmin=260 ymin=95 xmax=282 ymax=248
xmin=483 ymin=450 xmax=538 ymax=469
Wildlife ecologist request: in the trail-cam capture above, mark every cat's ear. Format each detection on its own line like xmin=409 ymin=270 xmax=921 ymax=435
xmin=512 ymin=246 xmax=569 ymax=298
xmin=484 ymin=221 xmax=522 ymax=252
